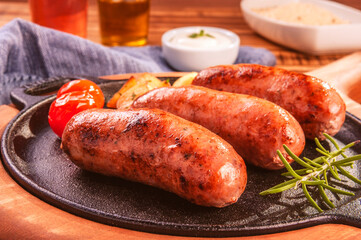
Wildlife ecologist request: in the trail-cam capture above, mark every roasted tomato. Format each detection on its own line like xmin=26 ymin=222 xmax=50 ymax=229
xmin=48 ymin=79 xmax=104 ymax=138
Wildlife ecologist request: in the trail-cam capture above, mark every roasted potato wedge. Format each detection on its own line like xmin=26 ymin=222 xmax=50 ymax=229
xmin=172 ymin=72 xmax=198 ymax=87
xmin=107 ymin=73 xmax=170 ymax=109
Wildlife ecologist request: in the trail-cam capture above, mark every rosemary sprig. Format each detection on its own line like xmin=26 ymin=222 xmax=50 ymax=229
xmin=188 ymin=29 xmax=215 ymax=39
xmin=260 ymin=133 xmax=361 ymax=213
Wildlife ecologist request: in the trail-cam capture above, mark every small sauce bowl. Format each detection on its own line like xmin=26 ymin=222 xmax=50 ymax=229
xmin=162 ymin=26 xmax=240 ymax=71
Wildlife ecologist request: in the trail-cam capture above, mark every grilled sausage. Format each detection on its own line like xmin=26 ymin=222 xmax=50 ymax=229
xmin=132 ymin=86 xmax=305 ymax=170
xmin=192 ymin=64 xmax=346 ymax=140
xmin=62 ymin=108 xmax=247 ymax=208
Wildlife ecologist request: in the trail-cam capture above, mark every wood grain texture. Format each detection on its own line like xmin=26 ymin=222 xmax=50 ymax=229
xmin=0 ymin=0 xmax=361 ymax=73
xmin=0 ymin=105 xmax=19 ymax=137
xmin=308 ymin=51 xmax=361 ymax=118
xmin=1 ymin=0 xmax=361 ymax=238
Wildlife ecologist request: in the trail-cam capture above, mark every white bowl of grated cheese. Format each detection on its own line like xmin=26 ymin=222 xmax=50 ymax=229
xmin=241 ymin=0 xmax=361 ymax=54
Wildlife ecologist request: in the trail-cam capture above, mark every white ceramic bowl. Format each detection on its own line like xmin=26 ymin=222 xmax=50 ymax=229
xmin=162 ymin=26 xmax=240 ymax=72
xmin=241 ymin=0 xmax=361 ymax=55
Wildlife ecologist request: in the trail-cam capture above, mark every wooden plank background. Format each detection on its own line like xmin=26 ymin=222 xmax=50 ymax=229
xmin=0 ymin=0 xmax=361 ymax=73
xmin=1 ymin=0 xmax=361 ymax=239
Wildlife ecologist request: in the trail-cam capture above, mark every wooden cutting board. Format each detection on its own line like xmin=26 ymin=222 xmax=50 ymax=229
xmin=1 ymin=53 xmax=361 ymax=239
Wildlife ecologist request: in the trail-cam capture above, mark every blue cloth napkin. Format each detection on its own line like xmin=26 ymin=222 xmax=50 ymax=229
xmin=0 ymin=18 xmax=276 ymax=105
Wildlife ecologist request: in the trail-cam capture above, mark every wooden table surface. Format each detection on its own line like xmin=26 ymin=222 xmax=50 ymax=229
xmin=1 ymin=0 xmax=361 ymax=72
xmin=1 ymin=0 xmax=361 ymax=239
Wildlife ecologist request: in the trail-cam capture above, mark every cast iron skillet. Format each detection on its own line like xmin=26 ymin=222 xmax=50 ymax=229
xmin=1 ymin=76 xmax=361 ymax=237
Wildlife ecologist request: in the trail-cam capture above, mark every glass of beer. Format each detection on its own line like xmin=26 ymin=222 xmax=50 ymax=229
xmin=29 ymin=0 xmax=88 ymax=38
xmin=97 ymin=0 xmax=150 ymax=46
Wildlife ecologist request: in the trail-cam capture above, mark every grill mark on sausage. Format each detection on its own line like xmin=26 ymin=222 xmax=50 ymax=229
xmin=133 ymin=86 xmax=305 ymax=170
xmin=184 ymin=153 xmax=192 ymax=160
xmin=62 ymin=109 xmax=247 ymax=207
xmin=122 ymin=113 xmax=149 ymax=138
xmin=192 ymin=64 xmax=346 ymax=139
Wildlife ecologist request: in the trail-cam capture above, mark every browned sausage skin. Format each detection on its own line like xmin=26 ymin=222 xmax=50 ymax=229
xmin=62 ymin=108 xmax=247 ymax=208
xmin=132 ymin=86 xmax=305 ymax=170
xmin=192 ymin=64 xmax=346 ymax=140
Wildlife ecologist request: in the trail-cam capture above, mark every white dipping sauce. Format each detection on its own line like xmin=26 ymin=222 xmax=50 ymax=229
xmin=169 ymin=30 xmax=232 ymax=49
xmin=162 ymin=26 xmax=240 ymax=71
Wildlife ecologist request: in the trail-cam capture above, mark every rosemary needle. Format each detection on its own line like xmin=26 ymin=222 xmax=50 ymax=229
xmin=260 ymin=133 xmax=361 ymax=213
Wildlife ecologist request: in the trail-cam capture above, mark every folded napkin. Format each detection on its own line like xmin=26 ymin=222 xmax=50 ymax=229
xmin=0 ymin=18 xmax=276 ymax=105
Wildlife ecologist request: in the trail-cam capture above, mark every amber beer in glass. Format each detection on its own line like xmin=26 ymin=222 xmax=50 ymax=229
xmin=29 ymin=0 xmax=88 ymax=38
xmin=98 ymin=0 xmax=150 ymax=46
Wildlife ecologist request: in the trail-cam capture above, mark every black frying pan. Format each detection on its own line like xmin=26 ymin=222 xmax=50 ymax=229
xmin=1 ymin=76 xmax=361 ymax=237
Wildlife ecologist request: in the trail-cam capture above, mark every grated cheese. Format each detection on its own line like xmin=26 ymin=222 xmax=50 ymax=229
xmin=253 ymin=2 xmax=348 ymax=26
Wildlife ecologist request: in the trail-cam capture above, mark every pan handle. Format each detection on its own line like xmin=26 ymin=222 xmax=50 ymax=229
xmin=10 ymin=76 xmax=79 ymax=110
xmin=10 ymin=76 xmax=112 ymax=110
